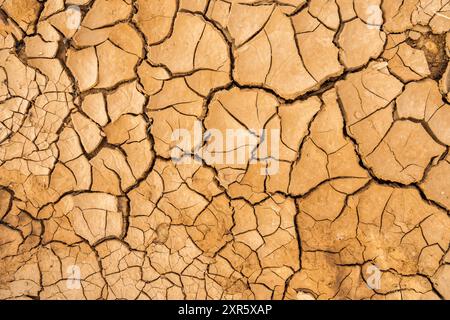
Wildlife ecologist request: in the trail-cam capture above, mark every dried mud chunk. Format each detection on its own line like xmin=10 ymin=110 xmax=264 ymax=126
xmin=292 ymin=10 xmax=343 ymax=83
xmin=234 ymin=7 xmax=317 ymax=99
xmin=147 ymin=13 xmax=203 ymax=72
xmin=46 ymin=7 xmax=83 ymax=39
xmin=182 ymin=165 xmax=222 ymax=201
xmin=73 ymin=23 xmax=144 ymax=58
xmin=133 ymin=0 xmax=177 ymax=45
xmin=146 ymin=77 xmax=204 ymax=117
xmin=205 ymin=0 xmax=232 ymax=27
xmin=0 ymin=16 xmax=22 ymax=50
xmin=27 ymin=58 xmax=73 ymax=92
xmin=232 ymin=27 xmax=270 ymax=87
xmin=254 ymin=195 xmax=299 ymax=269
xmin=1 ymin=201 xmax=42 ymax=252
xmin=125 ymin=210 xmax=170 ymax=251
xmin=104 ymin=113 xmax=146 ymax=145
xmin=206 ymin=1 xmax=276 ymax=46
xmin=277 ymin=97 xmax=322 ymax=161
xmin=382 ymin=0 xmax=418 ymax=33
xmin=286 ymin=252 xmax=370 ymax=300
xmin=52 ymin=129 xmax=92 ymax=197
xmin=289 ymin=183 xmax=450 ymax=299
xmin=82 ymin=0 xmax=132 ymax=29
xmin=149 ymin=12 xmax=230 ymax=75
xmin=40 ymin=0 xmax=64 ymax=19
xmin=336 ymin=0 xmax=356 ymax=21
xmin=96 ymin=239 xmax=146 ymax=299
xmin=185 ymin=69 xmax=232 ymax=97
xmin=0 ymin=98 xmax=29 ymax=143
xmin=106 ymin=81 xmax=145 ymax=121
xmin=226 ymin=163 xmax=268 ymax=204
xmin=358 ymin=185 xmax=449 ymax=272
xmin=1 ymin=0 xmax=41 ymax=34
xmin=158 ymin=183 xmax=208 ymax=226
xmin=127 ymin=170 xmax=163 ymax=217
xmin=180 ymin=0 xmax=209 ymax=13
xmin=289 ymin=90 xmax=369 ymax=195
xmin=95 ymin=40 xmax=139 ymax=89
xmin=334 ymin=65 xmax=446 ymax=184
xmin=205 ymin=87 xmax=278 ymax=135
xmin=24 ymin=35 xmax=58 ymax=59
xmin=104 ymin=114 xmax=153 ymax=178
xmin=336 ymin=63 xmax=404 ymax=126
xmin=440 ymin=63 xmax=450 ymax=99
xmin=0 ymin=188 xmax=12 ymax=220
xmin=353 ymin=0 xmax=383 ymax=25
xmin=69 ymin=193 xmax=123 ymax=244
xmin=412 ymin=1 xmax=450 ymax=34
xmin=137 ymin=62 xmax=170 ymax=95
xmin=0 ymin=224 xmax=22 ymax=259
xmin=208 ymin=241 xmax=261 ymax=299
xmin=428 ymin=105 xmax=450 ymax=145
xmin=57 ymin=127 xmax=84 ymax=163
xmin=71 ymin=112 xmax=103 ymax=154
xmin=149 ymin=110 xmax=201 ymax=159
xmin=0 ymin=250 xmax=40 ymax=299
xmin=396 ymin=79 xmax=443 ymax=120
xmin=308 ymin=0 xmax=340 ymax=30
xmin=90 ymin=148 xmax=136 ymax=194
xmin=396 ymin=79 xmax=450 ymax=145
xmin=420 ymin=156 xmax=450 ymax=210
xmin=366 ymin=120 xmax=445 ymax=184
xmin=226 ymin=3 xmax=274 ymax=47
xmin=81 ymin=93 xmax=108 ymax=126
xmin=66 ymin=47 xmax=99 ymax=91
xmin=0 ymin=54 xmax=40 ymax=100
xmin=146 ymin=225 xmax=203 ymax=276
xmin=416 ymin=34 xmax=449 ymax=81
xmin=387 ymin=42 xmax=431 ymax=81
xmin=187 ymin=194 xmax=234 ymax=256
xmin=125 ymin=172 xmax=166 ymax=250
xmin=338 ymin=18 xmax=386 ymax=69
xmin=38 ymin=242 xmax=105 ymax=299
xmin=202 ymin=87 xmax=278 ymax=188
xmin=305 ymin=183 xmax=347 ymax=219
xmin=49 ymin=158 xmax=91 ymax=197
xmin=432 ymin=265 xmax=450 ymax=299
xmin=36 ymin=21 xmax=61 ymax=43
xmin=40 ymin=192 xmax=124 ymax=245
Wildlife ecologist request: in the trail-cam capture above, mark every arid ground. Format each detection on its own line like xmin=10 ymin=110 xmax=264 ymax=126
xmin=0 ymin=0 xmax=449 ymax=300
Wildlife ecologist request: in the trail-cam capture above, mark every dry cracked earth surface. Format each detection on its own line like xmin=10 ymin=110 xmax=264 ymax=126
xmin=0 ymin=0 xmax=450 ymax=300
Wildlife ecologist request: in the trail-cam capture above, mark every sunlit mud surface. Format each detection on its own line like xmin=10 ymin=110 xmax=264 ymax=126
xmin=0 ymin=0 xmax=449 ymax=300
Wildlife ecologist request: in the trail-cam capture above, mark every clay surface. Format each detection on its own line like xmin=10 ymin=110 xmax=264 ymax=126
xmin=0 ymin=0 xmax=449 ymax=300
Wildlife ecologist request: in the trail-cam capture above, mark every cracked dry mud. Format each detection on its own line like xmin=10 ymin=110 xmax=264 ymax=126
xmin=0 ymin=0 xmax=449 ymax=301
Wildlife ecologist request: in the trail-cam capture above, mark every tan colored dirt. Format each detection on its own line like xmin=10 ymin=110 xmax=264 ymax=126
xmin=0 ymin=0 xmax=449 ymax=300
